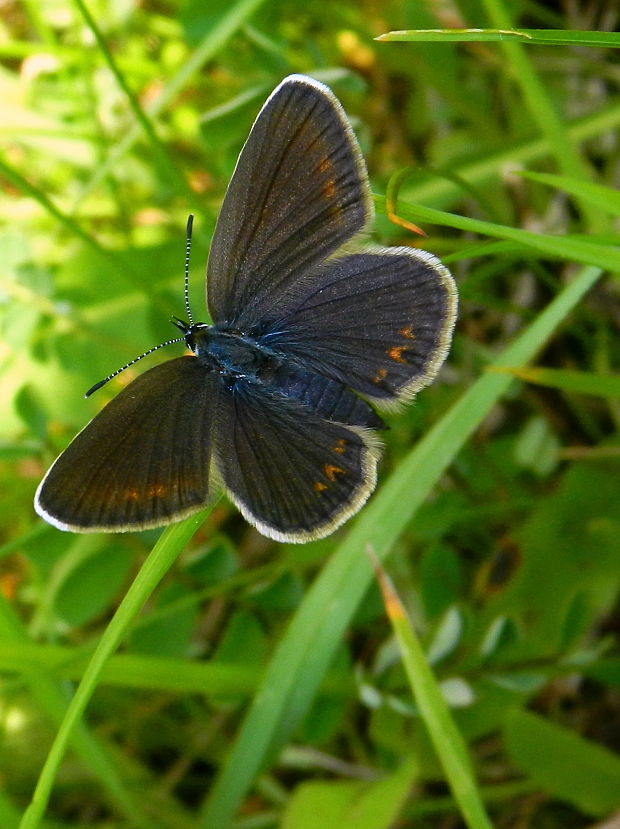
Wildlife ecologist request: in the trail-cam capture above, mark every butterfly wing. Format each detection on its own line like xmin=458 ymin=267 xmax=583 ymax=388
xmin=34 ymin=357 xmax=220 ymax=532
xmin=213 ymin=381 xmax=379 ymax=542
xmin=206 ymin=74 xmax=372 ymax=327
xmin=258 ymin=248 xmax=458 ymax=405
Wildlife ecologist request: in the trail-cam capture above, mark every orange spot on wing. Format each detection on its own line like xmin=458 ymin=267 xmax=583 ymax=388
xmin=373 ymin=368 xmax=388 ymax=384
xmin=323 ymin=179 xmax=336 ymax=199
xmin=398 ymin=325 xmax=416 ymax=339
xmin=324 ymin=464 xmax=346 ymax=482
xmin=314 ymin=481 xmax=328 ymax=492
xmin=387 ymin=345 xmax=408 ymax=363
xmin=332 ymin=439 xmax=347 ymax=454
xmin=124 ymin=484 xmax=166 ymax=502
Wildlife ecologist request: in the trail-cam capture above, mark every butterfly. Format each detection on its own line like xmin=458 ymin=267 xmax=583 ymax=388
xmin=34 ymin=74 xmax=457 ymax=542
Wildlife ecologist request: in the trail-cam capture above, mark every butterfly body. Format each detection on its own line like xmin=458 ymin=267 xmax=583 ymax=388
xmin=35 ymin=74 xmax=457 ymax=542
xmin=187 ymin=323 xmax=281 ymax=386
xmin=183 ymin=318 xmax=386 ymax=431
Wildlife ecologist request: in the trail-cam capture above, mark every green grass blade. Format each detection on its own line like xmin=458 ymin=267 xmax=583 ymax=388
xmin=378 ymin=104 xmax=620 ymax=210
xmin=518 ymin=170 xmax=620 ymax=217
xmin=18 ymin=510 xmax=209 ymax=829
xmin=76 ymin=0 xmax=269 ymax=204
xmin=490 ymin=366 xmax=620 ymax=398
xmin=374 ymin=196 xmax=620 ymax=272
xmin=70 ymin=0 xmax=194 ymax=203
xmin=480 ymin=0 xmax=603 ymax=232
xmin=199 ymin=265 xmax=602 ymax=829
xmin=0 ymin=596 xmax=149 ymax=825
xmin=373 ymin=560 xmax=492 ymax=829
xmin=376 ymin=29 xmax=620 ymax=48
xmin=376 ymin=16 xmax=610 ymax=232
xmin=0 ymin=640 xmax=269 ymax=696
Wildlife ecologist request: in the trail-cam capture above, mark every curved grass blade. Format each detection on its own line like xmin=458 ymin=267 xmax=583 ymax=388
xmin=372 ymin=553 xmax=493 ymax=828
xmin=374 ymin=196 xmax=620 ymax=273
xmin=18 ymin=509 xmax=210 ymax=829
xmin=199 ymin=265 xmax=603 ymax=828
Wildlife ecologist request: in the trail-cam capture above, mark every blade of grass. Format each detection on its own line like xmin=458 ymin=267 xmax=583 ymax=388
xmin=371 ymin=553 xmax=492 ymax=829
xmin=376 ymin=29 xmax=620 ymax=48
xmin=480 ymin=0 xmax=604 ymax=232
xmin=0 ymin=154 xmax=170 ymax=310
xmin=389 ymin=103 xmax=620 ymax=209
xmin=373 ymin=196 xmax=620 ymax=273
xmin=75 ymin=0 xmax=269 ymax=206
xmin=71 ymin=0 xmax=195 ymax=204
xmin=0 ymin=640 xmax=352 ymax=699
xmin=490 ymin=366 xmax=620 ymax=398
xmin=18 ymin=509 xmax=209 ymax=829
xmin=199 ymin=265 xmax=602 ymax=828
xmin=517 ymin=170 xmax=620 ymax=217
xmin=0 ymin=596 xmax=149 ymax=826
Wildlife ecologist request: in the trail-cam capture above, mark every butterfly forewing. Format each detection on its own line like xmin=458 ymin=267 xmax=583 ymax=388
xmin=207 ymin=75 xmax=372 ymax=327
xmin=35 ymin=358 xmax=220 ymax=532
xmin=259 ymin=248 xmax=458 ymax=404
xmin=213 ymin=382 xmax=379 ymax=542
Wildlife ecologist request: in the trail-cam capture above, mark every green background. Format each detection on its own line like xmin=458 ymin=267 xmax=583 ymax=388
xmin=1 ymin=1 xmax=619 ymax=827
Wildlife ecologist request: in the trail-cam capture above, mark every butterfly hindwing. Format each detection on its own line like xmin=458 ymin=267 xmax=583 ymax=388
xmin=258 ymin=248 xmax=458 ymax=405
xmin=35 ymin=358 xmax=220 ymax=532
xmin=207 ymin=75 xmax=372 ymax=327
xmin=213 ymin=381 xmax=379 ymax=542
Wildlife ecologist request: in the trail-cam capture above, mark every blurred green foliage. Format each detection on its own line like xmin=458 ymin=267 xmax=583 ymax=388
xmin=1 ymin=0 xmax=619 ymax=827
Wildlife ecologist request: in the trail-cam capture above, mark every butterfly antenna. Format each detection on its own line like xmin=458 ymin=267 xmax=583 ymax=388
xmin=184 ymin=214 xmax=194 ymax=325
xmin=85 ymin=218 xmax=197 ymax=398
xmin=85 ymin=337 xmax=186 ymax=398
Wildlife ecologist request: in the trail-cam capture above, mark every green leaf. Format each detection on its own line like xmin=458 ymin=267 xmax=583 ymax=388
xmin=281 ymin=757 xmax=418 ymax=829
xmin=504 ymin=708 xmax=620 ymax=815
xmin=513 ymin=416 xmax=560 ymax=476
xmin=213 ymin=611 xmax=267 ymax=666
xmin=127 ymin=583 xmax=200 ymax=657
xmin=426 ymin=606 xmax=463 ymax=665
xmin=56 ymin=544 xmax=133 ymax=627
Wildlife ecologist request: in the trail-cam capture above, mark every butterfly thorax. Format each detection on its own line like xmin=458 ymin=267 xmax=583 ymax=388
xmin=186 ymin=323 xmax=281 ymax=384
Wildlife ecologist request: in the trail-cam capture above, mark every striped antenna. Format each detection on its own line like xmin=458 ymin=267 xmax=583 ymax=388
xmin=84 ymin=335 xmax=186 ymax=398
xmin=85 ymin=217 xmax=196 ymax=398
xmin=184 ymin=214 xmax=194 ymax=325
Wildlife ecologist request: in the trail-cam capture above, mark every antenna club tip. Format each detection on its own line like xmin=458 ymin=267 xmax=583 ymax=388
xmin=84 ymin=378 xmax=107 ymax=397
